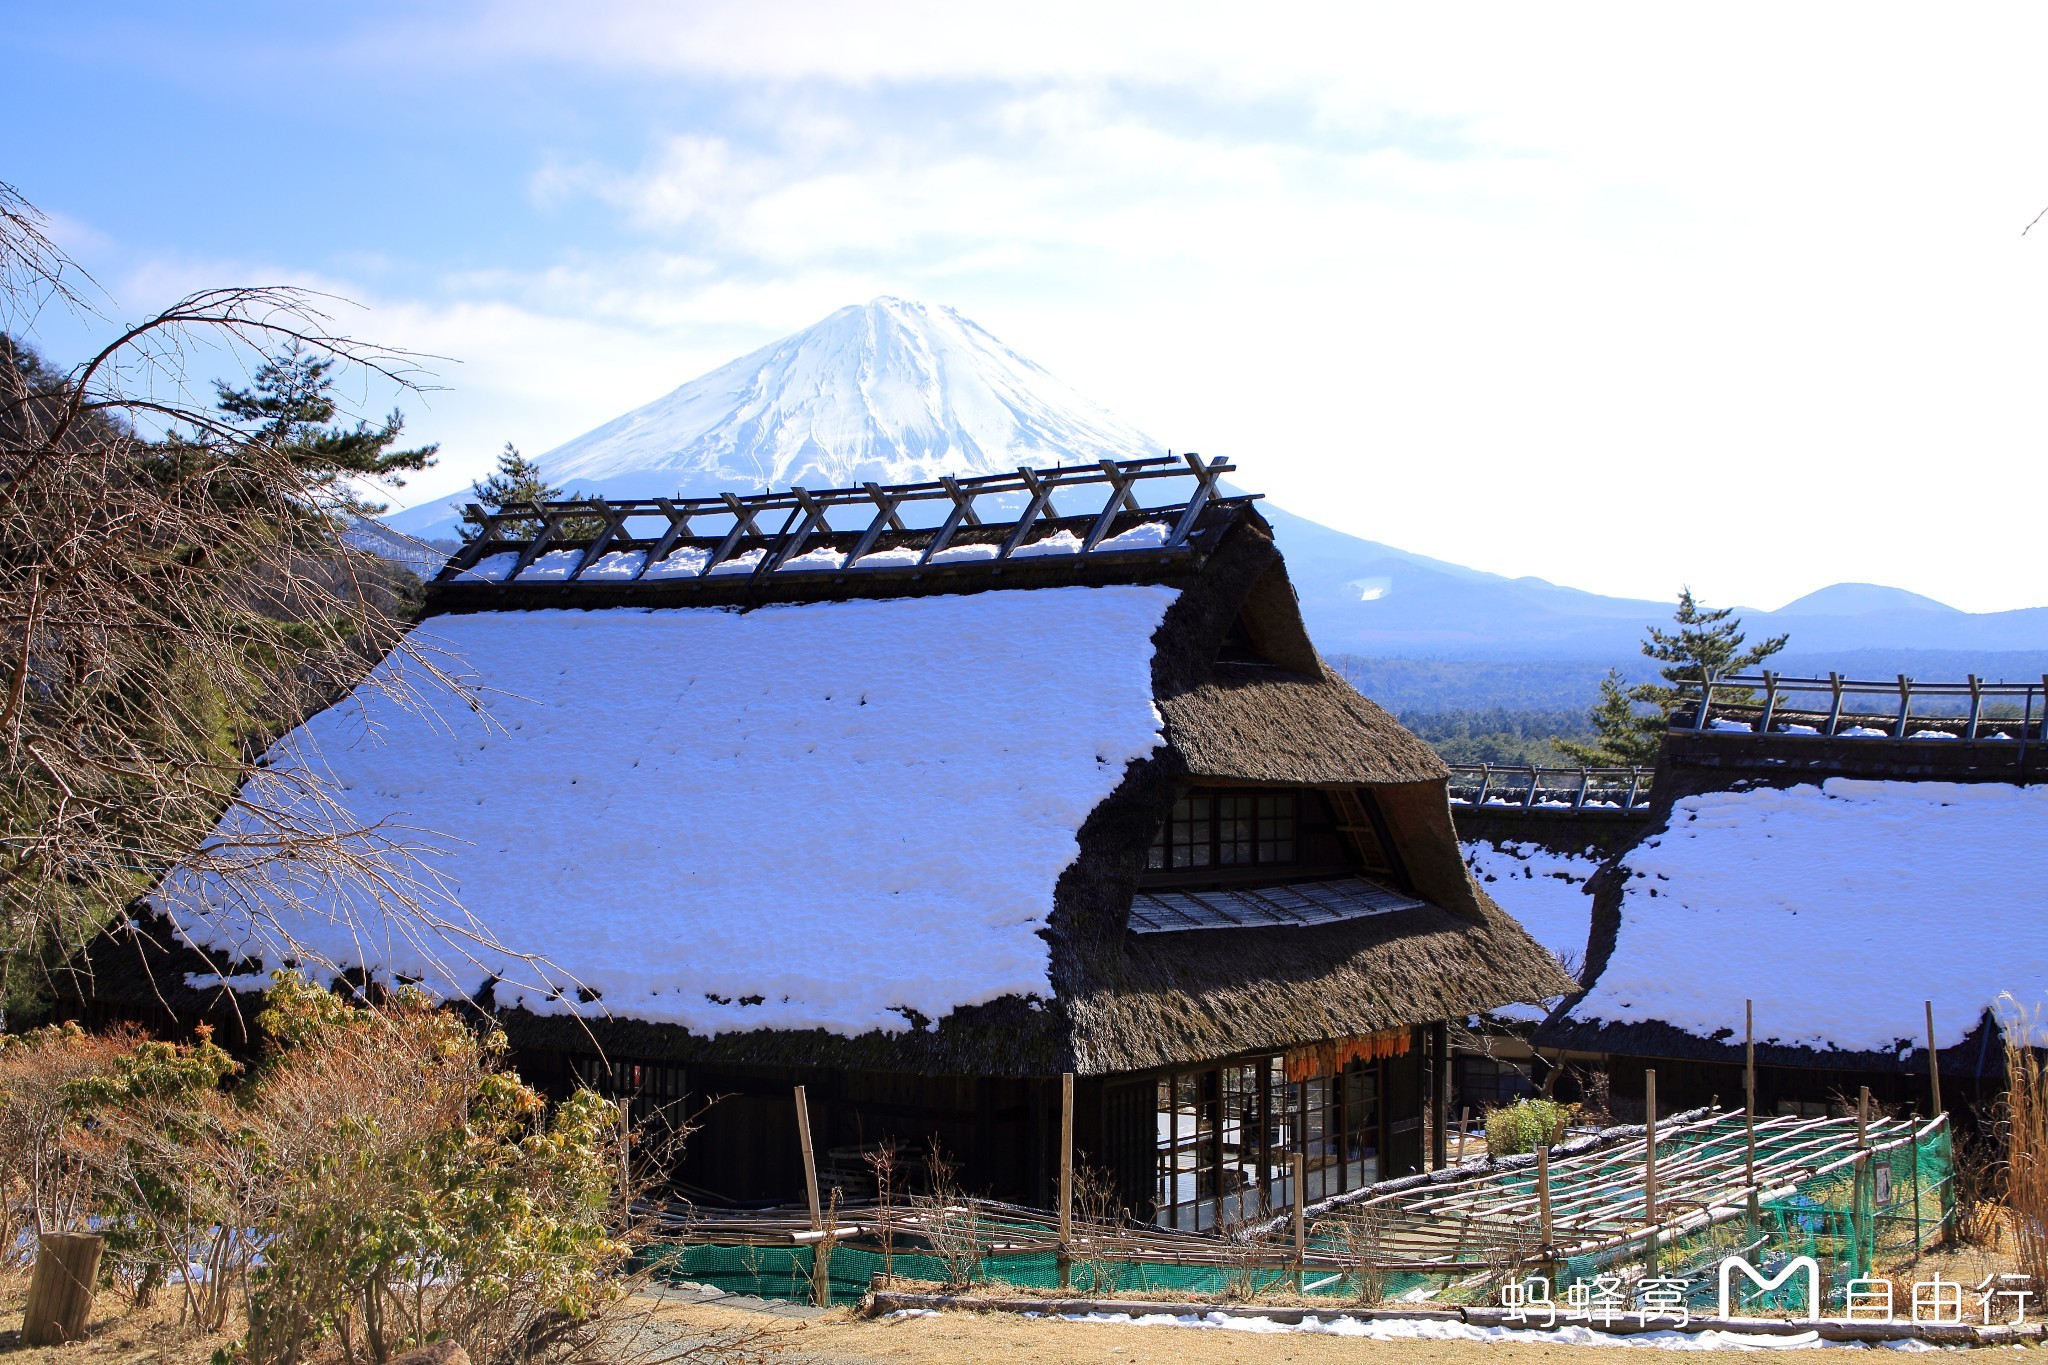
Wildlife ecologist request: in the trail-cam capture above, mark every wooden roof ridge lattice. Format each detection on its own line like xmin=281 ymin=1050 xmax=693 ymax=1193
xmin=433 ymin=453 xmax=1248 ymax=590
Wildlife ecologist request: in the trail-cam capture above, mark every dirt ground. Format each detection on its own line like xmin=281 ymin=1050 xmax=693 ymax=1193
xmin=625 ymin=1297 xmax=1835 ymax=1364
xmin=5 ymin=1235 xmax=2038 ymax=1365
xmin=0 ymin=1272 xmax=233 ymax=1365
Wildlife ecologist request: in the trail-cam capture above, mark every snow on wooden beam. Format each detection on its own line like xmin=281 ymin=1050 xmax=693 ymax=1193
xmin=433 ymin=455 xmax=1247 ymax=588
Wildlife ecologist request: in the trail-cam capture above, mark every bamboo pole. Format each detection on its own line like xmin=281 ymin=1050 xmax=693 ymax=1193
xmin=794 ymin=1084 xmax=822 ymax=1231
xmin=1925 ymin=1000 xmax=1943 ymax=1117
xmin=1746 ymin=1000 xmax=1759 ymax=1228
xmin=1293 ymin=1151 xmax=1307 ymax=1291
xmin=22 ymin=1233 xmax=103 ymax=1346
xmin=1857 ymin=1086 xmax=1872 ymax=1277
xmin=1644 ymin=1069 xmax=1659 ymax=1275
xmin=1059 ymin=1071 xmax=1074 ymax=1291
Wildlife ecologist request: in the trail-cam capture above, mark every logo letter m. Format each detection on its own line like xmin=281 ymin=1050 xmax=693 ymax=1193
xmin=1719 ymin=1256 xmax=1821 ymax=1320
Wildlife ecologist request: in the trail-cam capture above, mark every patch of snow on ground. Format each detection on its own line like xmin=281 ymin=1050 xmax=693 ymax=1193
xmin=1839 ymin=726 xmax=1887 ymax=738
xmin=994 ymin=1312 xmax=1935 ymax=1349
xmin=1570 ymin=780 xmax=2048 ymax=1050
xmin=1463 ymin=840 xmax=1601 ymax=1020
xmin=159 ymin=588 xmax=1178 ymax=1037
xmin=1709 ymin=718 xmax=1754 ymax=732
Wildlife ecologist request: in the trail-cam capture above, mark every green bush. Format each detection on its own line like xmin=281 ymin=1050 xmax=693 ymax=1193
xmin=1484 ymin=1097 xmax=1575 ymax=1157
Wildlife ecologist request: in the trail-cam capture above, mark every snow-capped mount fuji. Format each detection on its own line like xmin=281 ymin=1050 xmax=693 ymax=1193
xmin=389 ymin=297 xmax=1159 ymax=540
xmin=384 ymin=298 xmax=2048 ymax=666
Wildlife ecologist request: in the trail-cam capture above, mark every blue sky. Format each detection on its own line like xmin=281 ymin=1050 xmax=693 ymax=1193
xmin=12 ymin=2 xmax=2048 ymax=611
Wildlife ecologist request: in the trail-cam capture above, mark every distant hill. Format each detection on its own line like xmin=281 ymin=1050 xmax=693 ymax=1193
xmin=386 ymin=296 xmax=2048 ymax=676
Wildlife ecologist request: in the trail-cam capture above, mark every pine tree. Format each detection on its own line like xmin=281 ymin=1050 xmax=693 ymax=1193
xmin=1634 ymin=588 xmax=1789 ymax=716
xmin=214 ymin=342 xmax=437 ymax=516
xmin=461 ymin=443 xmax=602 ymax=541
xmin=1554 ymin=669 xmax=1663 ymax=767
xmin=1554 ymin=590 xmax=1790 ymax=767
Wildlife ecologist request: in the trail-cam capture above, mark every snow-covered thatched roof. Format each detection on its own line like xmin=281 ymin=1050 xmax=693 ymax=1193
xmin=99 ymin=501 xmax=1567 ymax=1075
xmin=1545 ymin=778 xmax=2048 ymax=1064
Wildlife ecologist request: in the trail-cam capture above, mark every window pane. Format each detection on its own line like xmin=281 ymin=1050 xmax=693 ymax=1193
xmin=1257 ymin=794 xmax=1296 ymax=864
xmin=1167 ymin=795 xmax=1212 ymax=868
xmin=1219 ymin=794 xmax=1253 ymax=865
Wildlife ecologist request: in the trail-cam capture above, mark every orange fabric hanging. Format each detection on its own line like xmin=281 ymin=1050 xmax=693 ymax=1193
xmin=1283 ymin=1027 xmax=1411 ymax=1082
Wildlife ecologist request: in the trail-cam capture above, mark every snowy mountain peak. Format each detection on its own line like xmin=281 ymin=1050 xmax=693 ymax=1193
xmin=388 ymin=298 xmax=1162 ymax=538
xmin=548 ymin=296 xmax=1157 ymax=497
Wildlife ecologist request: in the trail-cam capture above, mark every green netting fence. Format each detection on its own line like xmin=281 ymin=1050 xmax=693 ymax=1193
xmin=645 ymin=1116 xmax=1955 ymax=1310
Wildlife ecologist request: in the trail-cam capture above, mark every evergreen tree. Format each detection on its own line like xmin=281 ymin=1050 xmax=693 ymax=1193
xmin=1555 ymin=589 xmax=1790 ymax=767
xmin=461 ymin=443 xmax=602 ymax=541
xmin=1554 ymin=669 xmax=1663 ymax=767
xmin=1635 ymin=588 xmax=1789 ymax=714
xmin=214 ymin=342 xmax=437 ymax=516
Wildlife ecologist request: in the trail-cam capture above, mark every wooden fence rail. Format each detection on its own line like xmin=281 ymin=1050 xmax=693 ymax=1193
xmin=1447 ymin=764 xmax=1655 ymax=814
xmin=1686 ymin=672 xmax=2048 ymax=745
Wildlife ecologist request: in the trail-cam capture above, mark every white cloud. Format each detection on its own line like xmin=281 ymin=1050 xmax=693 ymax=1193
xmin=67 ymin=4 xmax=2048 ymax=612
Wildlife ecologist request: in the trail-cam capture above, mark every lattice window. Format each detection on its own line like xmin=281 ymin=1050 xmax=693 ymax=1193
xmin=1147 ymin=790 xmax=1301 ymax=872
xmin=1153 ymin=1054 xmax=1382 ymax=1230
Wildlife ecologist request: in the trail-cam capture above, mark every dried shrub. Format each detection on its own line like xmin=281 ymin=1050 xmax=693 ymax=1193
xmin=1069 ymin=1160 xmax=1130 ymax=1295
xmin=863 ymin=1143 xmax=899 ymax=1284
xmin=2002 ymin=1008 xmax=2047 ymax=1288
xmin=0 ymin=1022 xmax=134 ymax=1265
xmin=67 ymin=1028 xmax=250 ymax=1325
xmin=242 ymin=975 xmax=628 ymax=1365
xmin=1216 ymin=1219 xmax=1272 ymax=1303
xmin=911 ymin=1142 xmax=982 ymax=1291
xmin=1949 ymin=1121 xmax=2005 ymax=1249
xmin=1314 ymin=1204 xmax=1390 ymax=1306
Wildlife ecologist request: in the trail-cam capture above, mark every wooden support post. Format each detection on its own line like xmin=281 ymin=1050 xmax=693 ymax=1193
xmin=1926 ymin=1000 xmax=1944 ymax=1117
xmin=1536 ymin=1133 xmax=1555 ymax=1286
xmin=1430 ymin=1021 xmax=1450 ymax=1171
xmin=1745 ymin=1000 xmax=1758 ymax=1228
xmin=1857 ymin=1086 xmax=1873 ymax=1276
xmin=1644 ymin=1069 xmax=1659 ymax=1275
xmin=1292 ymin=1151 xmax=1307 ymax=1292
xmin=22 ymin=1232 xmax=103 ymax=1346
xmin=794 ymin=1084 xmax=822 ymax=1231
xmin=1058 ymin=1071 xmax=1074 ymax=1291
xmin=617 ymin=1096 xmax=632 ymax=1206
xmin=1457 ymin=1106 xmax=1470 ymax=1163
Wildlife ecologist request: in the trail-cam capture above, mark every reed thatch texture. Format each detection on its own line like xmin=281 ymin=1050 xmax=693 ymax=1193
xmin=1062 ymin=891 xmax=1576 ymax=1075
xmin=66 ymin=500 xmax=1568 ymax=1079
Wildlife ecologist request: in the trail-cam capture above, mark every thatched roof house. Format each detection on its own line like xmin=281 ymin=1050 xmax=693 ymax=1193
xmin=1535 ymin=745 xmax=2048 ymax=1121
xmin=82 ymin=458 xmax=1566 ymax=1224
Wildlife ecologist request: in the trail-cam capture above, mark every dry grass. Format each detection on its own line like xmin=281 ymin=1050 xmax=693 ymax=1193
xmin=2005 ymin=1044 xmax=2048 ymax=1291
xmin=0 ymin=1267 xmax=235 ymax=1365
